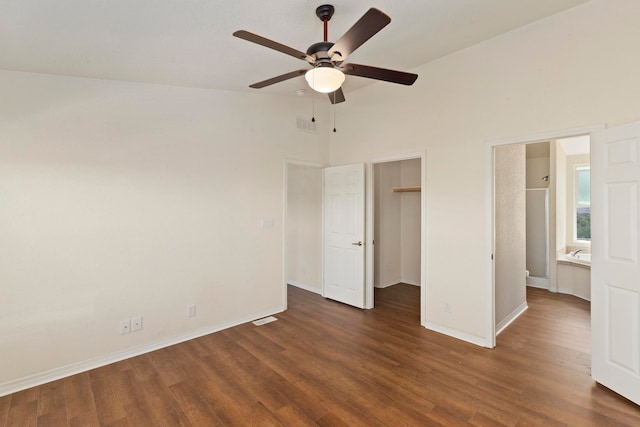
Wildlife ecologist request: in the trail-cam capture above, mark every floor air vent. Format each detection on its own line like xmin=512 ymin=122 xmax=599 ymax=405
xmin=252 ymin=316 xmax=278 ymax=326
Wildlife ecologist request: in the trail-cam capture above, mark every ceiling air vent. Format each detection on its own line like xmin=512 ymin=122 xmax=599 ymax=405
xmin=296 ymin=116 xmax=317 ymax=134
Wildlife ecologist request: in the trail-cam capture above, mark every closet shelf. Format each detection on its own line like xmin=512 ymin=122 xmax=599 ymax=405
xmin=392 ymin=187 xmax=421 ymax=193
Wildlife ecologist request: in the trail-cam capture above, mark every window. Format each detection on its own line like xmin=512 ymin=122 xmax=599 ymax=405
xmin=575 ymin=165 xmax=590 ymax=241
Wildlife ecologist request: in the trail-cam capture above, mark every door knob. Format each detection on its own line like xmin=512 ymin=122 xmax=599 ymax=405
xmin=352 ymin=241 xmax=363 ymax=246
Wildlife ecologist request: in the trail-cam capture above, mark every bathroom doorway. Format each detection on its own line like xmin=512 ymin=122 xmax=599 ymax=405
xmin=491 ymin=130 xmax=592 ymax=343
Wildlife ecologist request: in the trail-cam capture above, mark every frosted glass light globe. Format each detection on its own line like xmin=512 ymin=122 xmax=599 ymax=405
xmin=305 ymin=67 xmax=345 ymax=93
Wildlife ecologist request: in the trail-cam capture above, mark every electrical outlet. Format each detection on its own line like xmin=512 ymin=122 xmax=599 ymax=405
xmin=120 ymin=318 xmax=131 ymax=334
xmin=187 ymin=304 xmax=196 ymax=318
xmin=444 ymin=303 xmax=452 ymax=314
xmin=132 ymin=316 xmax=143 ymax=332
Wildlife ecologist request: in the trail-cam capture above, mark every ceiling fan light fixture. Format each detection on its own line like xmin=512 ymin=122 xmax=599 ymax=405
xmin=305 ymin=67 xmax=345 ymax=93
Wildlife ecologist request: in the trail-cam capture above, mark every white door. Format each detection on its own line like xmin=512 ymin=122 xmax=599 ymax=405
xmin=591 ymin=121 xmax=640 ymax=405
xmin=323 ymin=163 xmax=365 ymax=308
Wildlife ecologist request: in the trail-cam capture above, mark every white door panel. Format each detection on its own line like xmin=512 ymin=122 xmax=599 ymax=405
xmin=324 ymin=163 xmax=365 ymax=308
xmin=592 ymin=121 xmax=640 ymax=405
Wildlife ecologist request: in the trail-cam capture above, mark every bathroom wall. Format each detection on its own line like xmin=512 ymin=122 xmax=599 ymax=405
xmin=525 ymin=142 xmax=550 ymax=280
xmin=495 ymin=144 xmax=527 ymax=332
xmin=526 ymin=142 xmax=550 ymax=189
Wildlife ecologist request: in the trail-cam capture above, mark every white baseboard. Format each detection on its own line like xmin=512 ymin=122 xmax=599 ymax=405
xmin=0 ymin=305 xmax=285 ymax=398
xmin=287 ymin=280 xmax=322 ymax=295
xmin=375 ymin=278 xmax=421 ymax=289
xmin=423 ymin=321 xmax=489 ymax=348
xmin=375 ymin=278 xmax=401 ymax=288
xmin=526 ymin=276 xmax=549 ymax=289
xmin=557 ymin=287 xmax=591 ymax=301
xmin=496 ymin=301 xmax=528 ymax=335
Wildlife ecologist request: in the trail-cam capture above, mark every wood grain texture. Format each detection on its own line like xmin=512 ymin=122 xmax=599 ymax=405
xmin=1 ymin=285 xmax=639 ymax=426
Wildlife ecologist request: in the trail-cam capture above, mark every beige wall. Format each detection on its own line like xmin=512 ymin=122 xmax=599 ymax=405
xmin=526 ymin=159 xmax=550 ymax=189
xmin=329 ymin=0 xmax=640 ymax=340
xmin=0 ymin=70 xmax=329 ymax=391
xmin=286 ymin=163 xmax=323 ymax=293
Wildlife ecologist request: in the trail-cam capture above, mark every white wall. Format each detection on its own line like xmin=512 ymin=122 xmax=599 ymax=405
xmin=399 ymin=159 xmax=421 ymax=285
xmin=329 ymin=0 xmax=640 ymax=342
xmin=286 ymin=163 xmax=323 ymax=293
xmin=0 ymin=70 xmax=329 ymax=393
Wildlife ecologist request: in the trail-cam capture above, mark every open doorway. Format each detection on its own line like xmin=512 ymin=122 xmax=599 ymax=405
xmin=285 ymin=156 xmax=426 ymax=323
xmin=371 ymin=157 xmax=422 ymax=323
xmin=492 ymin=133 xmax=591 ymax=343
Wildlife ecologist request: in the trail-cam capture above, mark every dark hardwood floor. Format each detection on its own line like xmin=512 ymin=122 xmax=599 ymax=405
xmin=2 ymin=285 xmax=640 ymax=426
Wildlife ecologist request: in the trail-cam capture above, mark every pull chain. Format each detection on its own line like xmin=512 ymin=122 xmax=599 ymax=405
xmin=311 ymin=69 xmax=316 ymax=123
xmin=332 ymin=91 xmax=337 ymax=133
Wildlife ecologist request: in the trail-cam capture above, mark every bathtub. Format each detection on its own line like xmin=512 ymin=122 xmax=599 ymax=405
xmin=557 ymin=252 xmax=590 ymax=300
xmin=559 ymin=252 xmax=591 ymax=266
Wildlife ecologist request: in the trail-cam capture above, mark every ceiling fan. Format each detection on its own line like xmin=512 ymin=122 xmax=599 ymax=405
xmin=233 ymin=4 xmax=418 ymax=104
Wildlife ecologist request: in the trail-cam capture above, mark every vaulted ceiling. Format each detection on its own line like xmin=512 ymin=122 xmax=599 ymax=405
xmin=0 ymin=0 xmax=590 ymax=99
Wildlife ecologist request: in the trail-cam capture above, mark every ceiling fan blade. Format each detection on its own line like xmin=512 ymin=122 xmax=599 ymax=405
xmin=328 ymin=87 xmax=346 ymax=104
xmin=249 ymin=69 xmax=308 ymax=89
xmin=233 ymin=30 xmax=315 ymax=63
xmin=328 ymin=8 xmax=390 ymax=60
xmin=342 ymin=63 xmax=418 ymax=86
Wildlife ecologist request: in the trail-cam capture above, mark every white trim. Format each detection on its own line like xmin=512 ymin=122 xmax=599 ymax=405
xmin=423 ymin=322 xmax=488 ymax=348
xmin=0 ymin=306 xmax=284 ymax=398
xmin=375 ymin=279 xmax=400 ymax=288
xmin=488 ymin=125 xmax=605 ymax=148
xmin=486 ymin=124 xmax=604 ymax=349
xmin=420 ymin=151 xmax=428 ymax=327
xmin=375 ymin=279 xmax=421 ymax=288
xmin=401 ymin=278 xmax=421 ymax=287
xmin=496 ymin=301 xmax=528 ymax=336
xmin=556 ymin=287 xmax=591 ymax=301
xmin=287 ymin=280 xmax=322 ymax=295
xmin=365 ymin=162 xmax=375 ymax=308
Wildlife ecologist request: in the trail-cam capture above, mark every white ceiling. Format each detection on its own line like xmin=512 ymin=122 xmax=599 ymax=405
xmin=0 ymin=0 xmax=589 ymax=99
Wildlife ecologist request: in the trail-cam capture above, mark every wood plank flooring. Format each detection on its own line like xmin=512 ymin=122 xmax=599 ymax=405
xmin=2 ymin=285 xmax=640 ymax=426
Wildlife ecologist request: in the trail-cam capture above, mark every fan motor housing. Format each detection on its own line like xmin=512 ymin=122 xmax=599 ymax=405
xmin=306 ymin=41 xmax=333 ymax=58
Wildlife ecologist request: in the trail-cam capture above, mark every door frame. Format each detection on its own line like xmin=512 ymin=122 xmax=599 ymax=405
xmin=366 ymin=151 xmax=427 ymax=326
xmin=485 ymin=124 xmax=604 ymax=347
